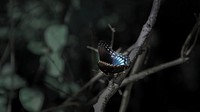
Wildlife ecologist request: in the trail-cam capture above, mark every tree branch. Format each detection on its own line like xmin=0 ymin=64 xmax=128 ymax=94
xmin=121 ymin=57 xmax=189 ymax=87
xmin=181 ymin=14 xmax=200 ymax=57
xmin=93 ymin=0 xmax=162 ymax=111
xmin=119 ymin=49 xmax=147 ymax=112
xmin=121 ymin=15 xmax=200 ymax=86
xmin=128 ymin=0 xmax=161 ymax=61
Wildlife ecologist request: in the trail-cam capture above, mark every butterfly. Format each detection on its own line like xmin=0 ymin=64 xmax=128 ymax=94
xmin=97 ymin=41 xmax=131 ymax=74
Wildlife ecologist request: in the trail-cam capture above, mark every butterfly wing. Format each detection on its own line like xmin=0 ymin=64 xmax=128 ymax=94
xmin=98 ymin=41 xmax=114 ymax=64
xmin=98 ymin=41 xmax=130 ymax=74
xmin=111 ymin=53 xmax=130 ymax=66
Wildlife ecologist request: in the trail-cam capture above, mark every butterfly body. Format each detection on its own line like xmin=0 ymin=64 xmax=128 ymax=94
xmin=98 ymin=41 xmax=130 ymax=74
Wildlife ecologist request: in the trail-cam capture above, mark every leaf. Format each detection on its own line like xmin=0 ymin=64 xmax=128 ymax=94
xmin=54 ymin=110 xmax=65 ymax=112
xmin=47 ymin=53 xmax=64 ymax=77
xmin=40 ymin=55 xmax=48 ymax=66
xmin=1 ymin=63 xmax=14 ymax=75
xmin=0 ymin=105 xmax=6 ymax=112
xmin=0 ymin=64 xmax=26 ymax=90
xmin=44 ymin=75 xmax=66 ymax=91
xmin=0 ymin=95 xmax=7 ymax=105
xmin=40 ymin=52 xmax=64 ymax=77
xmin=44 ymin=76 xmax=69 ymax=97
xmin=59 ymin=82 xmax=70 ymax=98
xmin=0 ymin=27 xmax=9 ymax=39
xmin=0 ymin=74 xmax=26 ymax=90
xmin=69 ymin=83 xmax=80 ymax=93
xmin=97 ymin=13 xmax=119 ymax=29
xmin=19 ymin=88 xmax=44 ymax=112
xmin=71 ymin=0 xmax=80 ymax=10
xmin=44 ymin=76 xmax=80 ymax=98
xmin=45 ymin=24 xmax=68 ymax=52
xmin=0 ymin=89 xmax=6 ymax=94
xmin=27 ymin=41 xmax=49 ymax=55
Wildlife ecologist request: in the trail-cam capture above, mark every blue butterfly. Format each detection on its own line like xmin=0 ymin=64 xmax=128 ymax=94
xmin=98 ymin=41 xmax=131 ymax=74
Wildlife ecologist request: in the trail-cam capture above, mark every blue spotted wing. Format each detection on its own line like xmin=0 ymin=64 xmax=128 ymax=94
xmin=98 ymin=41 xmax=130 ymax=74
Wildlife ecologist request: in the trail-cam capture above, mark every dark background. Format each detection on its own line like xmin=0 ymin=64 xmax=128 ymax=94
xmin=0 ymin=0 xmax=200 ymax=112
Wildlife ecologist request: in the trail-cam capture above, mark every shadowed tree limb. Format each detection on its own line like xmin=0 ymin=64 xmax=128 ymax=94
xmin=121 ymin=14 xmax=200 ymax=87
xmin=119 ymin=48 xmax=147 ymax=112
xmin=121 ymin=57 xmax=189 ymax=87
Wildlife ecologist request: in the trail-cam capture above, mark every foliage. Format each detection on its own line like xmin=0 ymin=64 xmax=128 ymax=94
xmin=19 ymin=88 xmax=44 ymax=112
xmin=0 ymin=0 xmax=77 ymax=111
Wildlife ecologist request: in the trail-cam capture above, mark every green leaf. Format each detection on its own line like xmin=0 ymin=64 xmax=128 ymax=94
xmin=0 ymin=88 xmax=6 ymax=94
xmin=69 ymin=83 xmax=80 ymax=93
xmin=44 ymin=75 xmax=64 ymax=91
xmin=97 ymin=13 xmax=119 ymax=29
xmin=40 ymin=52 xmax=64 ymax=77
xmin=59 ymin=82 xmax=70 ymax=98
xmin=71 ymin=0 xmax=80 ymax=10
xmin=0 ymin=105 xmax=6 ymax=112
xmin=30 ymin=18 xmax=49 ymax=29
xmin=44 ymin=76 xmax=80 ymax=98
xmin=47 ymin=53 xmax=64 ymax=77
xmin=0 ymin=64 xmax=26 ymax=90
xmin=44 ymin=76 xmax=69 ymax=97
xmin=1 ymin=63 xmax=14 ymax=75
xmin=40 ymin=55 xmax=48 ymax=66
xmin=54 ymin=110 xmax=65 ymax=112
xmin=0 ymin=74 xmax=26 ymax=90
xmin=45 ymin=24 xmax=68 ymax=52
xmin=0 ymin=95 xmax=7 ymax=105
xmin=19 ymin=88 xmax=44 ymax=112
xmin=27 ymin=41 xmax=49 ymax=55
xmin=0 ymin=27 xmax=9 ymax=38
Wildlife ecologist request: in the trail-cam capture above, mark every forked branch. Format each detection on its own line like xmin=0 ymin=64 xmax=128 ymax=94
xmin=93 ymin=0 xmax=162 ymax=111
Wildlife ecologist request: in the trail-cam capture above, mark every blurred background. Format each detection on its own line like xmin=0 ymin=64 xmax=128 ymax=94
xmin=0 ymin=0 xmax=200 ymax=112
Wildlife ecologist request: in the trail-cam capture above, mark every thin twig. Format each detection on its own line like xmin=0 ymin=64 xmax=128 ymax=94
xmin=7 ymin=39 xmax=15 ymax=112
xmin=181 ymin=15 xmax=200 ymax=57
xmin=7 ymin=0 xmax=15 ymax=111
xmin=121 ymin=57 xmax=189 ymax=87
xmin=87 ymin=46 xmax=98 ymax=53
xmin=0 ymin=44 xmax=10 ymax=69
xmin=44 ymin=80 xmax=69 ymax=95
xmin=108 ymin=24 xmax=116 ymax=48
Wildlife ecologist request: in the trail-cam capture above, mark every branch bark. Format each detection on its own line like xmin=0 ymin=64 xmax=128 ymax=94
xmin=121 ymin=57 xmax=189 ymax=87
xmin=119 ymin=49 xmax=147 ymax=112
